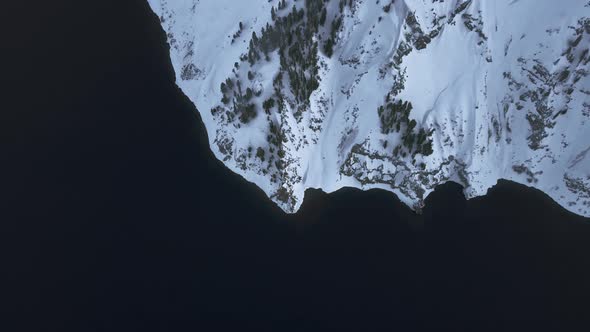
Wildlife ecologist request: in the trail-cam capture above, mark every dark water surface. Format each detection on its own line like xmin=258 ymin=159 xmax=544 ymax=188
xmin=4 ymin=1 xmax=590 ymax=331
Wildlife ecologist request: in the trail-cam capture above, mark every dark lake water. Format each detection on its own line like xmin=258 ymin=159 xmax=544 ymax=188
xmin=4 ymin=1 xmax=590 ymax=331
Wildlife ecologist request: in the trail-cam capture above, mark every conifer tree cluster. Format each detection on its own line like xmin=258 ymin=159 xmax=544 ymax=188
xmin=214 ymin=0 xmax=353 ymax=127
xmin=378 ymin=99 xmax=434 ymax=157
xmin=211 ymin=0 xmax=356 ymax=194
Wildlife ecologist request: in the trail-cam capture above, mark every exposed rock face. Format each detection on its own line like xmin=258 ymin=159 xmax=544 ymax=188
xmin=148 ymin=0 xmax=590 ymax=217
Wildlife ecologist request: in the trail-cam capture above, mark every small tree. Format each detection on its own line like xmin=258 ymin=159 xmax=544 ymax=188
xmin=320 ymin=8 xmax=327 ymax=26
xmin=324 ymin=38 xmax=334 ymax=57
xmin=256 ymin=147 xmax=266 ymax=161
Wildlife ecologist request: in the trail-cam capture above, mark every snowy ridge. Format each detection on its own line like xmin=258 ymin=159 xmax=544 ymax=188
xmin=148 ymin=0 xmax=590 ymax=217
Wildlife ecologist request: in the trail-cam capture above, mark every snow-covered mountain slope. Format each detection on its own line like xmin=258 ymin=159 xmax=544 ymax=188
xmin=148 ymin=0 xmax=590 ymax=217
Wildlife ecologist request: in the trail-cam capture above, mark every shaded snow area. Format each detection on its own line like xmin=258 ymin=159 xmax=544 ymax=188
xmin=148 ymin=0 xmax=590 ymax=217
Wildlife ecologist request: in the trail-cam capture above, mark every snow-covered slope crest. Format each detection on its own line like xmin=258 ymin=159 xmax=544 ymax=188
xmin=148 ymin=0 xmax=590 ymax=217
